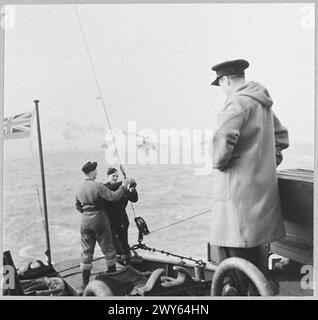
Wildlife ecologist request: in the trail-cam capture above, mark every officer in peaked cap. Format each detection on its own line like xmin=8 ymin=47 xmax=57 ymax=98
xmin=209 ymin=58 xmax=289 ymax=295
xmin=211 ymin=59 xmax=249 ymax=86
xmin=75 ymin=161 xmax=134 ymax=292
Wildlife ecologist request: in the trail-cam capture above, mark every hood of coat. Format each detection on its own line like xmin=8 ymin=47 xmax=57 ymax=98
xmin=231 ymin=81 xmax=273 ymax=108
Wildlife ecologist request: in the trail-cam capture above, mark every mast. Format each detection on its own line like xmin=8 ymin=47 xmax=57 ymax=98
xmin=33 ymin=100 xmax=52 ymax=265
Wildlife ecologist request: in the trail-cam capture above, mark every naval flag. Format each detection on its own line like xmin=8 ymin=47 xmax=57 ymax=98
xmin=3 ymin=110 xmax=35 ymax=159
xmin=4 ymin=111 xmax=34 ymax=139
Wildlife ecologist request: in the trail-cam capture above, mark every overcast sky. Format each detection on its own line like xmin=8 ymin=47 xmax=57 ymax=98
xmin=4 ymin=3 xmax=315 ymax=150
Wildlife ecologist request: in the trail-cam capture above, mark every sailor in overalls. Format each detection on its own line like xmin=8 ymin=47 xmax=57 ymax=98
xmin=75 ymin=161 xmax=131 ymax=290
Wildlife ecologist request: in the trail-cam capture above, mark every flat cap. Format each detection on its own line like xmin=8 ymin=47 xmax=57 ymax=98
xmin=82 ymin=161 xmax=97 ymax=174
xmin=211 ymin=59 xmax=249 ymax=86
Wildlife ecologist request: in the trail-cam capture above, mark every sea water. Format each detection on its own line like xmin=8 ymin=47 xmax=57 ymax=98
xmin=3 ymin=143 xmax=314 ymax=268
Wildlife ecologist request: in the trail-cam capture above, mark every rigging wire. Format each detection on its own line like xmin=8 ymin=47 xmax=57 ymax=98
xmin=74 ymin=5 xmax=137 ymax=217
xmin=130 ymin=208 xmax=212 ymax=237
xmin=74 ymin=5 xmax=122 ymax=166
xmin=150 ymin=209 xmax=212 ymax=234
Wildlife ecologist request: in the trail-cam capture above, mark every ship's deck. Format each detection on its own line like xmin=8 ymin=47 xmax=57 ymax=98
xmin=54 ymin=256 xmax=127 ymax=295
xmin=53 ymin=254 xmax=313 ymax=297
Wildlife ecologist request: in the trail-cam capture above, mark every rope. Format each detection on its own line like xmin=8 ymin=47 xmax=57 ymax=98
xmin=130 ymin=202 xmax=137 ymax=218
xmin=147 ymin=209 xmax=212 ymax=235
xmin=21 ymin=277 xmax=65 ymax=296
xmin=74 ymin=5 xmax=122 ymax=166
xmin=74 ymin=5 xmax=138 ymax=215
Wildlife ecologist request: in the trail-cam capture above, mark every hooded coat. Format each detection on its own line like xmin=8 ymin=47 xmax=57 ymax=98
xmin=210 ymin=81 xmax=289 ymax=248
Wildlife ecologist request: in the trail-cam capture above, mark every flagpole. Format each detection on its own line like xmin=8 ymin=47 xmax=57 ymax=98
xmin=34 ymin=100 xmax=52 ymax=265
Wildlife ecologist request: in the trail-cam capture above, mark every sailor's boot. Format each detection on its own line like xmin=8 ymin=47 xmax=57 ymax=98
xmin=80 ymin=270 xmax=91 ymax=292
xmin=107 ymin=264 xmax=116 ymax=273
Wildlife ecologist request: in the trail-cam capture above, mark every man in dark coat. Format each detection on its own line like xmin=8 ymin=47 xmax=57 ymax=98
xmin=104 ymin=167 xmax=138 ymax=264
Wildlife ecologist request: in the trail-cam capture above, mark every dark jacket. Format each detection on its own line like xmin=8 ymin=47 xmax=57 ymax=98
xmin=104 ymin=181 xmax=138 ymax=226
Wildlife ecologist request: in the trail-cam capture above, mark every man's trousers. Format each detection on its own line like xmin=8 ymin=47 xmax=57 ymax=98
xmin=80 ymin=211 xmax=117 ymax=271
